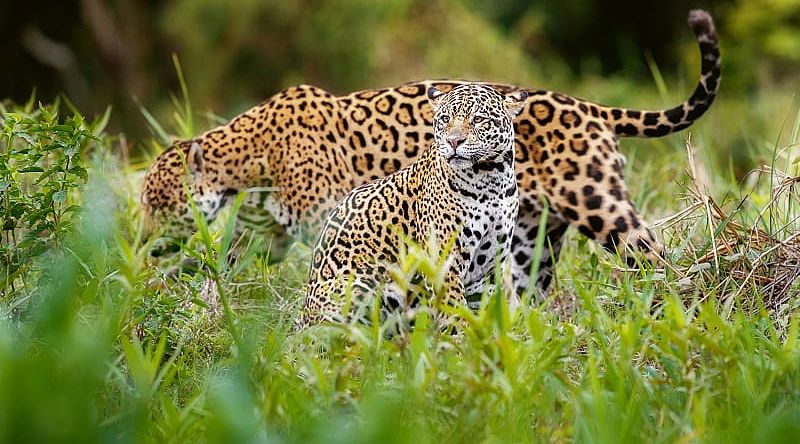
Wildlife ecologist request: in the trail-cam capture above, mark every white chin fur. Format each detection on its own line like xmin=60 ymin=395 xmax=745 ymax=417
xmin=448 ymin=157 xmax=473 ymax=169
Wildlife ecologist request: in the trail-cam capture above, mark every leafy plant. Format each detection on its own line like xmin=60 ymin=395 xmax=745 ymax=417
xmin=0 ymin=98 xmax=109 ymax=296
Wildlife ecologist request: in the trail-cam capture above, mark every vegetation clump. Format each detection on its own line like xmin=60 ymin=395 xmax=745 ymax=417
xmin=1 ymin=83 xmax=799 ymax=442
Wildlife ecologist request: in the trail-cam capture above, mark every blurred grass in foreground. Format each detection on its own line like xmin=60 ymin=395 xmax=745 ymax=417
xmin=1 ymin=78 xmax=800 ymax=443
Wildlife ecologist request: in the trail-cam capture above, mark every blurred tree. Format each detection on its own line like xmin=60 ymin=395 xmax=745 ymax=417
xmin=469 ymin=0 xmax=730 ymax=76
xmin=159 ymin=0 xmax=413 ymax=109
xmin=157 ymin=0 xmax=544 ymax=122
xmin=1 ymin=0 xmax=173 ymax=135
xmin=1 ymin=1 xmax=86 ymax=103
xmin=725 ymin=0 xmax=800 ymax=87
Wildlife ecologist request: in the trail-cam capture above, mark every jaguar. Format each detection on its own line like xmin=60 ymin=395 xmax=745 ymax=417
xmin=300 ymin=84 xmax=527 ymax=326
xmin=140 ymin=9 xmax=720 ymax=296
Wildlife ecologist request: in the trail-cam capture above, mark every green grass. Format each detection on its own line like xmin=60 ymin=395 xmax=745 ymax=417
xmin=1 ymin=82 xmax=800 ymax=443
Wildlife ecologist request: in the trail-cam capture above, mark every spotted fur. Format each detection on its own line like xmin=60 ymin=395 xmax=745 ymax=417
xmin=299 ymin=85 xmax=527 ymax=326
xmin=141 ymin=10 xmax=720 ymax=296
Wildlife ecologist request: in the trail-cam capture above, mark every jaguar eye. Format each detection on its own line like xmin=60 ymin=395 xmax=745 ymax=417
xmin=439 ymin=115 xmax=451 ymax=124
xmin=472 ymin=116 xmax=486 ymax=124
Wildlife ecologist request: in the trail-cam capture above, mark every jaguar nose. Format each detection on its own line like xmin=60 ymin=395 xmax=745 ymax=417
xmin=447 ymin=134 xmax=465 ymax=149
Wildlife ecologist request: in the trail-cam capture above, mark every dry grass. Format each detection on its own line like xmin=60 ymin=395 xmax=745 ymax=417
xmin=655 ymin=139 xmax=800 ymax=322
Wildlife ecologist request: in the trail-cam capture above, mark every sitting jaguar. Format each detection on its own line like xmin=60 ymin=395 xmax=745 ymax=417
xmin=300 ymin=84 xmax=527 ymax=327
xmin=140 ymin=10 xmax=720 ymax=296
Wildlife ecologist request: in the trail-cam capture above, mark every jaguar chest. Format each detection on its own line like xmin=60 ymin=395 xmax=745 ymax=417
xmin=450 ymin=166 xmax=519 ymax=291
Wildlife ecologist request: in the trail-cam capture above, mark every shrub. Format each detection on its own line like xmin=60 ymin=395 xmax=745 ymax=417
xmin=0 ymin=97 xmax=109 ymax=297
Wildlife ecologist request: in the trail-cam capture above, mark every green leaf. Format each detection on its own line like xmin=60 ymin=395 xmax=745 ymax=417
xmin=52 ymin=124 xmax=75 ymax=133
xmin=10 ymin=203 xmax=26 ymax=218
xmin=69 ymin=164 xmax=88 ymax=181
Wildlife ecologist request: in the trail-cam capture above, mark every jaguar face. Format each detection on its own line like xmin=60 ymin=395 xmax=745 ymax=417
xmin=140 ymin=141 xmax=236 ymax=257
xmin=427 ymin=84 xmax=528 ymax=170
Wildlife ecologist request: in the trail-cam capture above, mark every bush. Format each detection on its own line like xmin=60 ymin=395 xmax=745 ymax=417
xmin=0 ymin=98 xmax=109 ymax=297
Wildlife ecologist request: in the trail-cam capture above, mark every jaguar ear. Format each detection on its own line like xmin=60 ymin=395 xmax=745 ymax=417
xmin=503 ymin=90 xmax=529 ymax=118
xmin=427 ymin=86 xmax=446 ymax=112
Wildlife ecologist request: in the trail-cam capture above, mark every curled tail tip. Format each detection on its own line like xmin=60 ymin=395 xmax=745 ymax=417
xmin=688 ymin=9 xmax=717 ymax=37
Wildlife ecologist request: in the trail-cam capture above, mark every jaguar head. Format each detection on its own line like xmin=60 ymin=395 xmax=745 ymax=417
xmin=140 ymin=140 xmax=237 ymax=257
xmin=427 ymin=84 xmax=528 ymax=170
